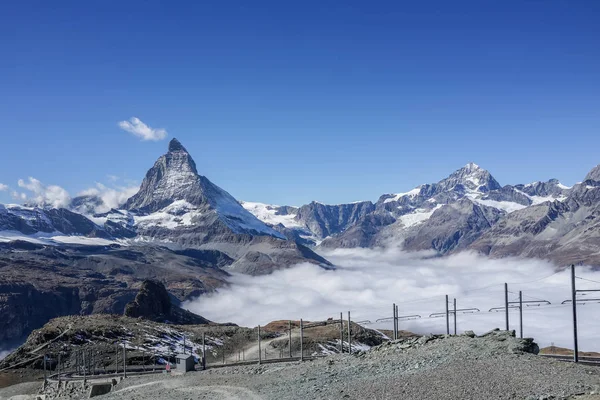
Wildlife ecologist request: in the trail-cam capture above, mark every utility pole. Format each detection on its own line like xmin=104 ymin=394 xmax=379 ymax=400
xmin=123 ymin=343 xmax=127 ymax=378
xmin=519 ymin=291 xmax=523 ymax=339
xmin=559 ymin=265 xmax=600 ymax=363
xmin=339 ymin=313 xmax=344 ymax=353
xmin=289 ymin=320 xmax=293 ymax=358
xmin=258 ymin=325 xmax=262 ymax=365
xmin=490 ymin=294 xmax=550 ymax=337
xmin=505 ymin=283 xmax=509 ymax=331
xmin=115 ymin=344 xmax=119 ymax=375
xmin=347 ymin=312 xmax=352 ymax=354
xmin=392 ymin=303 xmax=396 ymax=340
xmin=453 ymin=298 xmax=457 ymax=335
xmin=571 ymin=264 xmax=579 ymax=363
xmin=202 ymin=333 xmax=206 ymax=370
xmin=57 ymin=352 xmax=61 ymax=384
xmin=395 ymin=305 xmax=399 ymax=339
xmin=43 ymin=353 xmax=47 ymax=386
xmin=445 ymin=295 xmax=450 ymax=335
xmin=300 ymin=319 xmax=304 ymax=361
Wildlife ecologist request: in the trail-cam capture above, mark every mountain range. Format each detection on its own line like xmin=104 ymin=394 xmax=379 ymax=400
xmin=240 ymin=162 xmax=600 ymax=267
xmin=2 ymin=138 xmax=600 ymax=345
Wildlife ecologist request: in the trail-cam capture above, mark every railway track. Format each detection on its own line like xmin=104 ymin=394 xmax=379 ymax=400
xmin=541 ymin=354 xmax=600 ymax=366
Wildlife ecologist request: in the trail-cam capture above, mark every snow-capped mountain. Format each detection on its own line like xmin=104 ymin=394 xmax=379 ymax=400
xmin=123 ymin=139 xmax=284 ymax=239
xmin=0 ymin=203 xmax=110 ymax=243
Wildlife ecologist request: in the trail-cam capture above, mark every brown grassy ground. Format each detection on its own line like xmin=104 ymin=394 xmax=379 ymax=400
xmin=0 ymin=370 xmax=43 ymax=389
xmin=540 ymin=346 xmax=600 ymax=357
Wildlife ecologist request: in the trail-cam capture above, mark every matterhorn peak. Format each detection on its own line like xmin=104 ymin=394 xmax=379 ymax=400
xmin=168 ymin=138 xmax=188 ymax=153
xmin=123 ymin=138 xmax=202 ymax=212
xmin=122 ymin=138 xmax=285 ymax=239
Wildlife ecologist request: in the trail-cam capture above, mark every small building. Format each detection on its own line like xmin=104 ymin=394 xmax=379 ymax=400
xmin=175 ymin=354 xmax=195 ymax=372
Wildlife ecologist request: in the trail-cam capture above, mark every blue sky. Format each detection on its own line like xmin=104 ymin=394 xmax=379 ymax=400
xmin=1 ymin=1 xmax=599 ymax=206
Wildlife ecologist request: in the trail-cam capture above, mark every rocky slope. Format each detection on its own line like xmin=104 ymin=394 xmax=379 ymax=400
xmin=470 ymin=176 xmax=600 ymax=265
xmin=0 ymin=240 xmax=230 ymax=344
xmin=0 ymin=204 xmax=110 ymax=239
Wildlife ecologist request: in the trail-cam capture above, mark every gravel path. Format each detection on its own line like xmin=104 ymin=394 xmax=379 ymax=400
xmin=4 ymin=331 xmax=599 ymax=400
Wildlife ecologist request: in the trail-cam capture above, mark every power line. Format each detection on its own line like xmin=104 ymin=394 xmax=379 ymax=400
xmin=505 ymin=270 xmax=564 ymax=285
xmin=576 ymin=276 xmax=600 ymax=285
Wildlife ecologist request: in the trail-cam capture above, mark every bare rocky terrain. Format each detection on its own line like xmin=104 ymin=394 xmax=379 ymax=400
xmin=70 ymin=333 xmax=600 ymax=400
xmin=0 ymin=314 xmax=387 ymax=391
xmin=0 ymin=241 xmax=231 ymax=345
xmin=2 ymin=328 xmax=599 ymax=400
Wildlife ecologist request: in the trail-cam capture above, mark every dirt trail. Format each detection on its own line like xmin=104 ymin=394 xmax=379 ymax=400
xmin=225 ymin=331 xmax=300 ymax=363
xmin=112 ymin=376 xmax=264 ymax=400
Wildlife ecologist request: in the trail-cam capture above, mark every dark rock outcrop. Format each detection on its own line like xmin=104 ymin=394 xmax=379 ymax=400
xmin=124 ymin=280 xmax=172 ymax=321
xmin=124 ymin=280 xmax=211 ymax=325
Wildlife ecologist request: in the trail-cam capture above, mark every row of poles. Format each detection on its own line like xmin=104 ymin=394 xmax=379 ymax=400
xmin=255 ymin=312 xmax=355 ymax=365
xmin=385 ymin=287 xmax=547 ymax=341
xmin=43 ymin=343 xmax=168 ymax=385
xmin=380 ymin=265 xmax=599 ymax=364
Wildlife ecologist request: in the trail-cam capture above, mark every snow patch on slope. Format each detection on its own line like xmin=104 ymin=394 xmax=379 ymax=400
xmin=473 ymin=199 xmax=527 ymax=213
xmin=134 ymin=200 xmax=201 ymax=229
xmin=0 ymin=230 xmax=119 ymax=246
xmin=241 ymin=202 xmax=303 ymax=228
xmin=210 ymin=191 xmax=285 ymax=238
xmin=383 ymin=188 xmax=421 ymax=204
xmin=398 ymin=205 xmax=443 ymax=228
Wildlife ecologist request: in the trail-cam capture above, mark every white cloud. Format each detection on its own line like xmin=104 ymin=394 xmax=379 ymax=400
xmin=75 ymin=182 xmax=138 ymax=214
xmin=183 ymin=248 xmax=600 ymax=352
xmin=0 ymin=183 xmax=8 ymax=191
xmin=7 ymin=175 xmax=137 ymax=214
xmin=118 ymin=117 xmax=167 ymax=141
xmin=17 ymin=177 xmax=71 ymax=208
xmin=0 ymin=348 xmax=15 ymax=361
xmin=11 ymin=191 xmax=27 ymax=201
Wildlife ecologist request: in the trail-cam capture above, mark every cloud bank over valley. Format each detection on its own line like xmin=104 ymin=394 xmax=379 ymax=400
xmin=184 ymin=248 xmax=600 ymax=351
